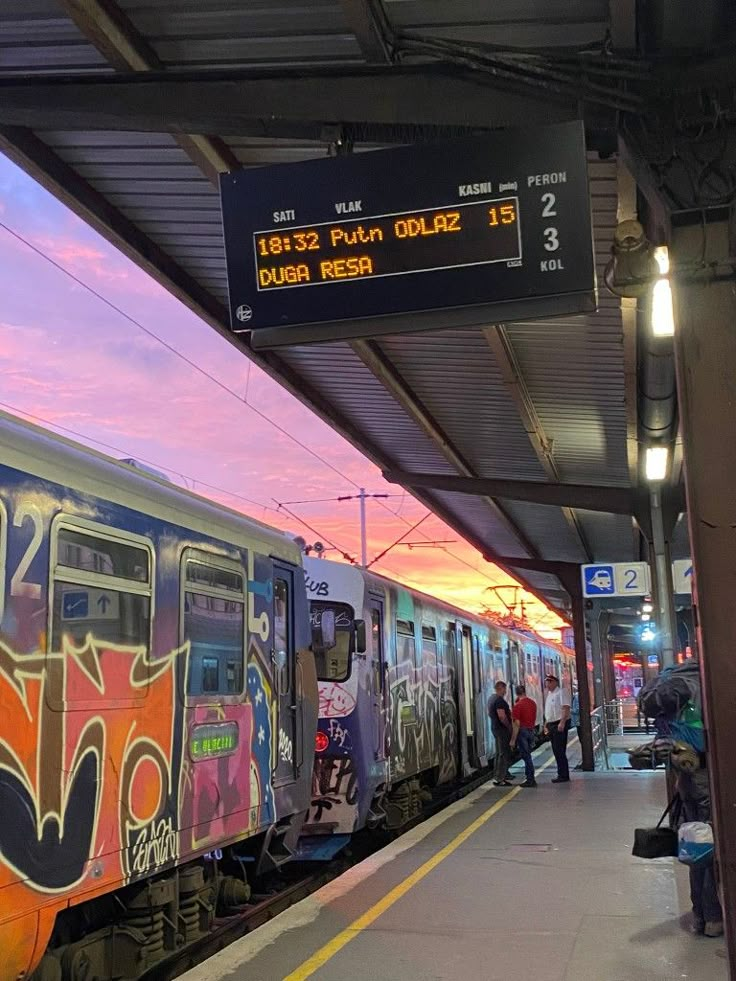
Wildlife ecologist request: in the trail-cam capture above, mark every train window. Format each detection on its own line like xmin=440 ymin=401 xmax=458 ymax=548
xmin=51 ymin=523 xmax=153 ymax=704
xmin=274 ymin=578 xmax=290 ymax=695
xmin=312 ymin=601 xmax=353 ymax=681
xmin=421 ymin=624 xmax=437 ymax=658
xmin=371 ymin=606 xmax=384 ymax=693
xmin=183 ymin=555 xmax=245 ymax=697
xmin=311 ymin=600 xmax=353 ymax=681
xmin=444 ymin=625 xmax=456 ymax=660
xmin=396 ymin=619 xmax=417 ymax=671
xmin=201 ymin=657 xmax=219 ymax=692
xmin=185 ymin=562 xmax=242 ymax=593
xmin=57 ymin=527 xmax=149 ymax=582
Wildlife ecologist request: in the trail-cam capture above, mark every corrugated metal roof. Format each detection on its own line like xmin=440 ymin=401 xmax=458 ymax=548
xmin=387 ymin=0 xmax=609 ymax=49
xmin=0 ymin=0 xmax=111 ymax=75
xmin=118 ymin=0 xmax=362 ymax=68
xmin=378 ymin=328 xmax=548 ymax=481
xmin=0 ymin=0 xmax=675 ymax=611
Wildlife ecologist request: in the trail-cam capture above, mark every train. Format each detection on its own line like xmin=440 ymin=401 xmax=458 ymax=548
xmin=301 ymin=559 xmax=578 ymax=843
xmin=0 ymin=410 xmax=578 ymax=980
xmin=0 ymin=411 xmax=320 ymax=981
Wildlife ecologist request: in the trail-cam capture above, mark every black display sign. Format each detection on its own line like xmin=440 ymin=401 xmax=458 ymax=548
xmin=220 ymin=122 xmax=596 ymax=348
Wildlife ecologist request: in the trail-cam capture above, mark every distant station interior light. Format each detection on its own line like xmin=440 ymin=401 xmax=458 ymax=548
xmin=641 ymin=613 xmax=651 ymax=622
xmin=642 ymin=602 xmax=654 ymax=613
xmin=645 ymin=446 xmax=669 ymax=482
xmin=641 ymin=626 xmax=657 ymax=643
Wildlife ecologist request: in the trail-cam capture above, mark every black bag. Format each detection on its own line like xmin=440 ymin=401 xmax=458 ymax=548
xmin=632 ymin=795 xmax=682 ymax=859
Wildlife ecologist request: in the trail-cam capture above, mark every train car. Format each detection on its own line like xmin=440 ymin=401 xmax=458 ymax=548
xmin=302 ymin=559 xmax=578 ymax=840
xmin=0 ymin=411 xmax=318 ymax=981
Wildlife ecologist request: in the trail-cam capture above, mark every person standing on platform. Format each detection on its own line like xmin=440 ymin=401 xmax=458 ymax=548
xmin=510 ymin=684 xmax=537 ymax=787
xmin=488 ymin=680 xmax=513 ymax=787
xmin=544 ymin=675 xmax=571 ymax=783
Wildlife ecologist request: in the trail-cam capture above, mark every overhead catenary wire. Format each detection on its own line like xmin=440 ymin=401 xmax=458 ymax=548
xmin=0 ymin=218 xmax=362 ymax=491
xmin=0 ymin=398 xmax=282 ymax=519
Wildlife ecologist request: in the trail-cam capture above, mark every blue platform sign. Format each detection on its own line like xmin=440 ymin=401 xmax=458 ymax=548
xmin=582 ymin=561 xmax=650 ymax=598
xmin=583 ymin=565 xmax=615 ymax=596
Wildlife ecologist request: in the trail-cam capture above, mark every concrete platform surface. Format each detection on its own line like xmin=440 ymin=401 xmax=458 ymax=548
xmin=183 ymin=756 xmax=727 ymax=981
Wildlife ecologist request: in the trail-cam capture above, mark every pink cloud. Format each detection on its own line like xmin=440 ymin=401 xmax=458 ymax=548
xmin=0 ymin=154 xmax=567 ymax=638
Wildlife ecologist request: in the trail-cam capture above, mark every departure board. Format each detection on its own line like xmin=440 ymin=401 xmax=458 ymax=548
xmin=253 ymin=197 xmax=521 ymax=291
xmin=220 ymin=122 xmax=596 ymax=347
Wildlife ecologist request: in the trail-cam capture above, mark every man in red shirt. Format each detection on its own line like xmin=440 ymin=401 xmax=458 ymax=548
xmin=510 ymin=684 xmax=538 ymax=787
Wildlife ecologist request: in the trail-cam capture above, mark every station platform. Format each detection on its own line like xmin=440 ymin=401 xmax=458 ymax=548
xmin=184 ymin=746 xmax=728 ymax=981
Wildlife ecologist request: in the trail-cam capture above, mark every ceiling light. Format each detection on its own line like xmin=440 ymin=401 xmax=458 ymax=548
xmin=654 ymin=245 xmax=670 ymax=275
xmin=641 ymin=613 xmax=651 ymax=621
xmin=646 ymin=446 xmax=668 ymax=482
xmin=652 ymin=277 xmax=675 ymax=336
xmin=642 ymin=602 xmax=653 ymax=613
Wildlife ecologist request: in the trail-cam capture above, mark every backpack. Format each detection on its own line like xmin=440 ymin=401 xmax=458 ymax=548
xmin=638 ymin=661 xmax=701 ymax=722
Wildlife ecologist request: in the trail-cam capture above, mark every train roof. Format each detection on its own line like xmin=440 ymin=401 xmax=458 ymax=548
xmin=0 ymin=409 xmax=300 ymax=560
xmin=304 ymin=558 xmax=571 ymax=656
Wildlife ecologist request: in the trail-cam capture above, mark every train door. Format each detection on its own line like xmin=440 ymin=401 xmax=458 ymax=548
xmin=509 ymin=640 xmax=522 ymax=689
xmin=273 ymin=564 xmax=298 ymax=785
xmin=369 ymin=598 xmax=388 ymax=761
xmin=460 ymin=625 xmax=474 ymax=737
xmin=446 ymin=622 xmax=464 ymax=776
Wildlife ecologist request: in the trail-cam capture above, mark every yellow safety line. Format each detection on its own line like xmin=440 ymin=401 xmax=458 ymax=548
xmin=284 ymin=752 xmax=558 ymax=981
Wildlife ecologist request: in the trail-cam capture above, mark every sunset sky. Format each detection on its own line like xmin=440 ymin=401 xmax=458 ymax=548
xmin=0 ymin=152 xmax=567 ymax=639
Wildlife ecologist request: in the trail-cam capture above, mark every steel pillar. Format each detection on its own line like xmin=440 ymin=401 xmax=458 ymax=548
xmin=671 ymin=219 xmax=736 ymax=972
xmin=556 ymin=568 xmax=595 ymax=771
xmin=587 ymin=602 xmax=606 ymax=708
xmin=650 ymin=489 xmax=677 ymax=666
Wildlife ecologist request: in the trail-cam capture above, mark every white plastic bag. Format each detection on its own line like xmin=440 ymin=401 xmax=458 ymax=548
xmin=677 ymin=821 xmax=714 ymax=866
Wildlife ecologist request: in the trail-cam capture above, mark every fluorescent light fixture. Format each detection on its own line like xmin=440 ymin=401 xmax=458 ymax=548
xmin=646 ymin=446 xmax=669 ymax=482
xmin=642 ymin=602 xmax=653 ymax=613
xmin=654 ymin=245 xmax=670 ymax=275
xmin=641 ymin=613 xmax=651 ymax=621
xmin=652 ymin=278 xmax=675 ymax=336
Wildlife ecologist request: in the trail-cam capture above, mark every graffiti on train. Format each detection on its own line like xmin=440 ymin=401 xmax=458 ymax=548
xmin=388 ymin=656 xmax=458 ymax=783
xmin=309 ymin=756 xmax=358 ymax=830
xmin=319 ymin=681 xmax=356 ymax=718
xmin=130 ymin=817 xmax=178 ymax=877
xmin=328 ymin=718 xmax=352 ymax=750
xmin=0 ymin=631 xmax=275 ymax=907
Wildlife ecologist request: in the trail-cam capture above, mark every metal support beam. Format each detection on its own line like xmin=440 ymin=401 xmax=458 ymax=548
xmin=483 ymin=325 xmax=591 ymax=560
xmin=671 ymin=219 xmax=736 ymax=973
xmin=58 ymin=0 xmax=238 ymax=184
xmin=351 ymin=340 xmax=541 ymax=559
xmin=555 ymin=566 xmax=595 ymax=772
xmin=649 ymin=489 xmax=677 ymax=667
xmin=0 ymin=66 xmax=612 ymax=135
xmin=383 ymin=469 xmax=640 ymax=514
xmin=340 ymin=0 xmax=394 ymax=63
xmin=587 ymin=602 xmax=605 ymax=708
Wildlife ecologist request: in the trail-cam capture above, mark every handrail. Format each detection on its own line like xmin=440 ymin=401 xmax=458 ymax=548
xmin=590 ymin=705 xmax=610 ymax=770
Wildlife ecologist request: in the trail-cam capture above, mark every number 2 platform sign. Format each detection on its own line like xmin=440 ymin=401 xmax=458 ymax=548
xmin=582 ymin=562 xmax=651 ymax=599
xmin=220 ymin=121 xmax=597 ymax=348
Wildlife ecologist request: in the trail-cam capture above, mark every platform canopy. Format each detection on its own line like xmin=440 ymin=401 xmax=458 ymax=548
xmin=1 ymin=0 xmax=724 ymax=614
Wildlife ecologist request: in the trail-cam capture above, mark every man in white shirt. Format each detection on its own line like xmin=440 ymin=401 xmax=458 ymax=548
xmin=544 ymin=675 xmax=571 ymax=783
